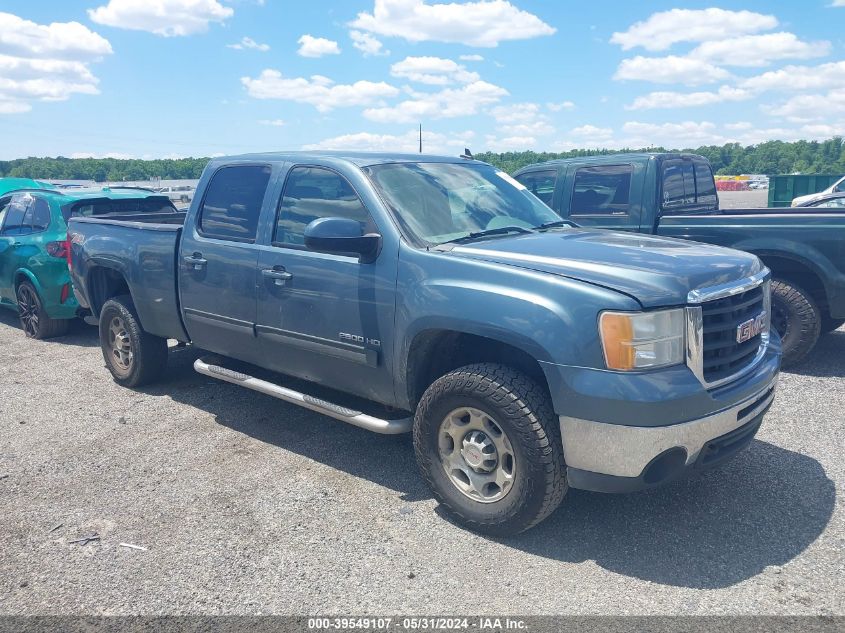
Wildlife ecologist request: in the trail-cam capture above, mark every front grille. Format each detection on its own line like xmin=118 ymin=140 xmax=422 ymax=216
xmin=700 ymin=285 xmax=765 ymax=384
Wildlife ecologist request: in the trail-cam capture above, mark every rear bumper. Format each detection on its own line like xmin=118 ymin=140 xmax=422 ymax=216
xmin=561 ymin=378 xmax=777 ymax=493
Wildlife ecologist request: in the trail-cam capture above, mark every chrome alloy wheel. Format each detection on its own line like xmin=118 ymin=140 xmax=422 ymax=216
xmin=438 ymin=407 xmax=516 ymax=503
xmin=16 ymin=285 xmax=39 ymax=338
xmin=108 ymin=316 xmax=133 ymax=370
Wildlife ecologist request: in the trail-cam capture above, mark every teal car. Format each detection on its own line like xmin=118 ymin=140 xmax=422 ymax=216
xmin=0 ymin=184 xmax=177 ymax=339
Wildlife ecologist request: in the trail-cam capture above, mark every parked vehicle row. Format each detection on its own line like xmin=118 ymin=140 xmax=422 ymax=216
xmin=513 ymin=153 xmax=845 ymax=366
xmin=64 ymin=152 xmax=781 ymax=535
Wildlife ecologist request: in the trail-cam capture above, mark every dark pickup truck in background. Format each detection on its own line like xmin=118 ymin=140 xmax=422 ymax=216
xmin=514 ymin=153 xmax=845 ymax=366
xmin=68 ymin=152 xmax=780 ymax=535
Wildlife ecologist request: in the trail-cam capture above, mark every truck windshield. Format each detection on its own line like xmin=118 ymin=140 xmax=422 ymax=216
xmin=364 ymin=162 xmax=566 ymax=246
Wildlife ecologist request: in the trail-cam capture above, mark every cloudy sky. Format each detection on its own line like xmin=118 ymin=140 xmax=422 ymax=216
xmin=0 ymin=0 xmax=843 ymax=159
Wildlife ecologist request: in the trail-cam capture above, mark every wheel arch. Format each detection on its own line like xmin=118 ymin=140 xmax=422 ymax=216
xmin=84 ymin=264 xmax=134 ymax=318
xmin=752 ymin=251 xmax=830 ymax=316
xmin=402 ymin=327 xmax=554 ymax=411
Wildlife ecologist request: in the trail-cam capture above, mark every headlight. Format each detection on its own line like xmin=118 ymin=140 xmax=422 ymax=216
xmin=599 ymin=309 xmax=685 ymax=370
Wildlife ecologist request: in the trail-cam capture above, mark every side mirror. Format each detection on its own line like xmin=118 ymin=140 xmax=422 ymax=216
xmin=303 ymin=217 xmax=381 ymax=264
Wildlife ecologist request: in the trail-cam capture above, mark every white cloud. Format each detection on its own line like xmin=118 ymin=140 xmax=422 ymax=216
xmin=70 ymin=151 xmax=134 ymax=159
xmin=349 ymin=30 xmax=388 ymax=56
xmin=297 ymin=35 xmax=341 ymax=58
xmin=362 ymin=80 xmax=507 ymax=123
xmin=88 ymin=0 xmax=233 ymax=37
xmin=484 ymin=134 xmax=538 ymax=151
xmin=547 ymin=101 xmax=575 ymax=111
xmin=0 ymin=12 xmax=112 ymax=59
xmin=764 ymin=89 xmax=845 ymax=122
xmin=390 ymin=56 xmax=478 ymax=85
xmin=228 ymin=36 xmax=269 ymax=52
xmin=610 ymin=8 xmax=777 ymax=52
xmin=626 ymin=86 xmax=752 ymax=110
xmin=459 ymin=54 xmax=484 ymax=62
xmin=302 ymin=128 xmax=474 ymax=153
xmin=739 ymin=61 xmax=845 ymax=93
xmin=258 ymin=119 xmax=285 ymax=127
xmin=350 ymin=0 xmax=555 ymax=47
xmin=614 ymin=56 xmax=731 ymax=86
xmin=831 ymin=1 xmax=845 ymax=6
xmin=689 ymin=32 xmax=829 ymax=67
xmin=489 ymin=103 xmax=554 ymax=136
xmin=242 ymin=70 xmax=399 ymax=112
xmin=571 ymin=124 xmax=613 ymax=139
xmin=0 ymin=12 xmax=112 ymax=114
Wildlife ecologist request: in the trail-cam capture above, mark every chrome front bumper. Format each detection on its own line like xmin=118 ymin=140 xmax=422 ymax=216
xmin=559 ymin=378 xmax=777 ymax=481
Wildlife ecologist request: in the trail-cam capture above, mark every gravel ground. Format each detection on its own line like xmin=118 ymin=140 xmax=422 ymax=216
xmin=0 ymin=309 xmax=842 ymax=616
xmin=717 ymin=190 xmax=770 ymax=209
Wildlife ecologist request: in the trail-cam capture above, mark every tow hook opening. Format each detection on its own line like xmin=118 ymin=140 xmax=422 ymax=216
xmin=642 ymin=447 xmax=688 ymax=485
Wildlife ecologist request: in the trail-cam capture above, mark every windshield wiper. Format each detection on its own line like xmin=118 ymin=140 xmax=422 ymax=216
xmin=534 ymin=219 xmax=573 ymax=231
xmin=438 ymin=225 xmax=534 ymax=246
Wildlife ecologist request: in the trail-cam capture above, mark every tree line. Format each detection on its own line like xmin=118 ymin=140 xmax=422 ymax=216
xmin=1 ymin=137 xmax=843 ymax=181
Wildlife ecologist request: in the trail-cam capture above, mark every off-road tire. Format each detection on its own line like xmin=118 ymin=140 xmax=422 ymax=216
xmin=771 ymin=279 xmax=820 ymax=368
xmin=16 ymin=280 xmax=70 ymax=339
xmin=820 ymin=316 xmax=845 ymax=334
xmin=99 ymin=294 xmax=167 ymax=387
xmin=413 ymin=363 xmax=567 ymax=536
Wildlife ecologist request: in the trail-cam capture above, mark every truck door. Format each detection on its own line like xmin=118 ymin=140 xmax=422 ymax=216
xmin=559 ymin=163 xmax=644 ymax=232
xmin=253 ymin=165 xmax=396 ymax=403
xmin=178 ymin=164 xmax=272 ymax=360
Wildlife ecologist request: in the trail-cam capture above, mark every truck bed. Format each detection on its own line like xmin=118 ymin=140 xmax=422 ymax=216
xmin=68 ymin=214 xmax=189 ymax=341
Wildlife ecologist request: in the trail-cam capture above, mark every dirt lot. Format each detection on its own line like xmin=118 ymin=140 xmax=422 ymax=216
xmin=0 ymin=310 xmax=842 ymax=616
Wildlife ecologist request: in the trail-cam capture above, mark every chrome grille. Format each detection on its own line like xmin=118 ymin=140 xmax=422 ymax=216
xmin=685 ymin=270 xmax=771 ymax=389
xmin=700 ymin=286 xmax=766 ymax=384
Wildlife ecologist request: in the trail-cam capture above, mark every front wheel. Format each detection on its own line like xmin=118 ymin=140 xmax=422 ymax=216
xmin=16 ymin=281 xmax=70 ymax=340
xmin=771 ymin=279 xmax=820 ymax=367
xmin=413 ymin=363 xmax=567 ymax=536
xmin=99 ymin=295 xmax=168 ymax=387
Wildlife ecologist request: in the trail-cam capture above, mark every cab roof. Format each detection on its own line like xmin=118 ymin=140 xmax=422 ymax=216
xmin=210 ymin=150 xmax=485 ymax=168
xmin=518 ymin=152 xmax=708 ymax=170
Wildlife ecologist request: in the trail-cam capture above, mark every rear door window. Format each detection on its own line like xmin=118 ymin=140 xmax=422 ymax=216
xmin=570 ymin=165 xmax=633 ymax=216
xmin=0 ymin=195 xmax=31 ymax=236
xmin=198 ymin=165 xmax=272 ymax=242
xmin=662 ymin=160 xmax=697 ymax=210
xmin=515 ymin=170 xmax=557 ymax=207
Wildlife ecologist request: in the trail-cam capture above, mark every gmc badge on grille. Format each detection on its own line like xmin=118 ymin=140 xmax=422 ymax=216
xmin=736 ymin=312 xmax=766 ymax=344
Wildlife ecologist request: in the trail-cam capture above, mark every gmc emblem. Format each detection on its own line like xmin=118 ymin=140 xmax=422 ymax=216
xmin=736 ymin=312 xmax=766 ymax=344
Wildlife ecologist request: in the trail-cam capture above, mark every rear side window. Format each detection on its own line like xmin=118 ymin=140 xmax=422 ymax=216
xmin=571 ymin=165 xmax=632 ymax=215
xmin=694 ymin=161 xmax=718 ymax=207
xmin=663 ymin=160 xmax=718 ymax=212
xmin=26 ymin=197 xmax=51 ymax=232
xmin=515 ymin=170 xmax=557 ymax=207
xmin=274 ymin=166 xmax=374 ymax=247
xmin=198 ymin=165 xmax=272 ymax=242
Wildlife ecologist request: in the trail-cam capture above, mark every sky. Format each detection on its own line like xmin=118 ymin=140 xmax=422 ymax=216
xmin=0 ymin=0 xmax=843 ymax=160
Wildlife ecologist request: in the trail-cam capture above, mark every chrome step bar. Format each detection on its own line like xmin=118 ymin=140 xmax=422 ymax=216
xmin=194 ymin=356 xmax=412 ymax=435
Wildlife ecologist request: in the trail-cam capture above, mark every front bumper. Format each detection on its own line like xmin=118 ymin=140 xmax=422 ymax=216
xmin=561 ymin=377 xmax=777 ymax=493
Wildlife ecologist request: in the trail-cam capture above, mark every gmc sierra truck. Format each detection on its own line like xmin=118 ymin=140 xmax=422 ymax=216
xmin=514 ymin=153 xmax=845 ymax=366
xmin=68 ymin=152 xmax=781 ymax=535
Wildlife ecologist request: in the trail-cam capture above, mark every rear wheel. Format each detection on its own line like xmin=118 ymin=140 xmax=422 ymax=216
xmin=99 ymin=294 xmax=168 ymax=387
xmin=16 ymin=281 xmax=70 ymax=340
xmin=413 ymin=363 xmax=567 ymax=536
xmin=771 ymin=279 xmax=820 ymax=367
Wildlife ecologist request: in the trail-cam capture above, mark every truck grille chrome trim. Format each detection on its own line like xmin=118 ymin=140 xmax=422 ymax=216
xmin=686 ymin=270 xmax=771 ymax=389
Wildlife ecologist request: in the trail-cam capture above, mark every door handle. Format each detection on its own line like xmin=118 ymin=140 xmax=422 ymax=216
xmin=12 ymin=242 xmax=23 ymax=248
xmin=183 ymin=253 xmax=207 ymax=270
xmin=261 ymin=267 xmax=293 ymax=286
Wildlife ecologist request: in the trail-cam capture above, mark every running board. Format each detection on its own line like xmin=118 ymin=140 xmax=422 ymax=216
xmin=194 ymin=357 xmax=412 ymax=435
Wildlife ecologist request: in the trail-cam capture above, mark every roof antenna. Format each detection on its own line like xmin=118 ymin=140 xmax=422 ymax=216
xmin=460 ymin=148 xmax=474 ymax=160
xmin=419 ymin=123 xmax=422 ymax=153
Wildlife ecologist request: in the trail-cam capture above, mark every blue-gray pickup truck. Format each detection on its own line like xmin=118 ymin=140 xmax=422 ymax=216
xmin=68 ymin=152 xmax=781 ymax=535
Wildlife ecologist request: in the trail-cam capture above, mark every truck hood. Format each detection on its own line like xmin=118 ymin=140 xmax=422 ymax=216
xmin=448 ymin=228 xmax=763 ymax=308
